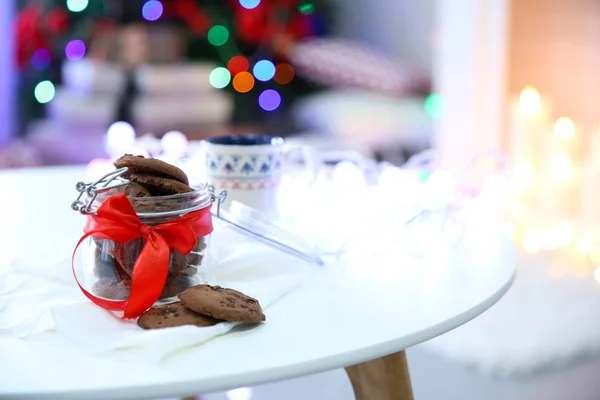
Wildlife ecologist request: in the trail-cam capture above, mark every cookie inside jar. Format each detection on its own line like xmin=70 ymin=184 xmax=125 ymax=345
xmin=85 ymin=155 xmax=215 ymax=303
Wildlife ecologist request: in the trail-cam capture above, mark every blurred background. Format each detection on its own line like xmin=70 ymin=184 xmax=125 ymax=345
xmin=5 ymin=0 xmax=600 ymax=399
xmin=1 ymin=0 xmax=434 ymax=168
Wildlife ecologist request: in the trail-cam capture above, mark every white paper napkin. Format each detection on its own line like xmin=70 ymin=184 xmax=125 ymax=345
xmin=0 ymin=225 xmax=315 ymax=362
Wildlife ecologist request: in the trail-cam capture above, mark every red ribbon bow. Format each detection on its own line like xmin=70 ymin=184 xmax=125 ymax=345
xmin=72 ymin=194 xmax=213 ymax=319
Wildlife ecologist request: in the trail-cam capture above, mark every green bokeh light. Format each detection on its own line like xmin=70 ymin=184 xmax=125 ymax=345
xmin=207 ymin=25 xmax=229 ymax=46
xmin=34 ymin=80 xmax=56 ymax=104
xmin=209 ymin=67 xmax=231 ymax=89
xmin=66 ymin=0 xmax=89 ymax=12
xmin=298 ymin=3 xmax=315 ymax=14
xmin=417 ymin=170 xmax=430 ymax=184
xmin=424 ymin=93 xmax=444 ymax=119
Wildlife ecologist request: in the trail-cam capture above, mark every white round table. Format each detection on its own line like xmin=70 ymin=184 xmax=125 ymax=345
xmin=0 ymin=166 xmax=517 ymax=400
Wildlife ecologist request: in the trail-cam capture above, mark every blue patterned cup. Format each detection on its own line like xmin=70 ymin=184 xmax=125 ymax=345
xmin=201 ymin=134 xmax=294 ymax=215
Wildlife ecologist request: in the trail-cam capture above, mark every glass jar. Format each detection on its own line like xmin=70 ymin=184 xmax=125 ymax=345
xmin=74 ymin=184 xmax=215 ymax=304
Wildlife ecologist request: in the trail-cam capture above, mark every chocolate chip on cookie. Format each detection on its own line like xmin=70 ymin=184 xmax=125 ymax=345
xmin=129 ymin=173 xmax=193 ymax=196
xmin=178 ymin=285 xmax=266 ymax=323
xmin=114 ymin=154 xmax=189 ymax=185
xmin=137 ymin=302 xmax=221 ymax=329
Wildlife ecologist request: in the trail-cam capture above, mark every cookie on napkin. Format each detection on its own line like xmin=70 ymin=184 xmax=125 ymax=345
xmin=178 ymin=285 xmax=266 ymax=323
xmin=138 ymin=302 xmax=221 ymax=329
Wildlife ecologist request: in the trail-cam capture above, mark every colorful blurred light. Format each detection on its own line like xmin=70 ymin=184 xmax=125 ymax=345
xmin=226 ymin=387 xmax=254 ymax=400
xmin=34 ymin=81 xmax=55 ymax=104
xmin=207 ymin=25 xmax=229 ymax=46
xmin=65 ymin=40 xmax=86 ymax=61
xmin=208 ymin=67 xmax=231 ymax=89
xmin=274 ymin=63 xmax=294 ymax=84
xmin=142 ymin=0 xmax=163 ymax=21
xmin=227 ymin=56 xmax=249 ymax=75
xmin=232 ymin=72 xmax=254 ymax=93
xmin=554 ymin=117 xmax=575 ymax=140
xmin=66 ymin=0 xmax=89 ymax=12
xmin=253 ymin=60 xmax=275 ymax=82
xmin=106 ymin=122 xmax=136 ymax=154
xmin=239 ymin=0 xmax=261 ymax=9
xmin=258 ymin=89 xmax=281 ymax=111
xmin=298 ymin=3 xmax=315 ymax=14
xmin=417 ymin=170 xmax=430 ymax=183
xmin=519 ymin=86 xmax=540 ymax=114
xmin=424 ymin=93 xmax=444 ymax=119
xmin=31 ymin=48 xmax=51 ymax=70
xmin=161 ymin=131 xmax=188 ymax=158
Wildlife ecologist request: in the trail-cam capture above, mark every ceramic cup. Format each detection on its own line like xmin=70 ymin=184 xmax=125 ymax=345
xmin=201 ymin=134 xmax=314 ymax=216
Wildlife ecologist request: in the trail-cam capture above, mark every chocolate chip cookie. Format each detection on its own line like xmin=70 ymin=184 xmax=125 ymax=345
xmin=129 ymin=173 xmax=193 ymax=196
xmin=178 ymin=285 xmax=266 ymax=323
xmin=114 ymin=154 xmax=189 ymax=185
xmin=137 ymin=302 xmax=221 ymax=329
xmin=107 ymin=182 xmax=151 ymax=197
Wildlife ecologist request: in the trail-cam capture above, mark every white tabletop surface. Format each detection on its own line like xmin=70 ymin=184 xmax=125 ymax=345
xmin=0 ymin=166 xmax=517 ymax=400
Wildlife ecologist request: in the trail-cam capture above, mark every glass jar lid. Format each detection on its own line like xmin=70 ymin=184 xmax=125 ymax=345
xmin=71 ymin=167 xmax=324 ymax=266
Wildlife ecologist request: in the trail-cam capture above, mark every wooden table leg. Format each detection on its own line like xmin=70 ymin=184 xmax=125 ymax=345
xmin=345 ymin=351 xmax=414 ymax=400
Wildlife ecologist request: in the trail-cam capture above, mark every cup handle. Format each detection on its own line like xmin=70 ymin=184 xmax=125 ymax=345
xmin=283 ymin=143 xmax=320 ymax=184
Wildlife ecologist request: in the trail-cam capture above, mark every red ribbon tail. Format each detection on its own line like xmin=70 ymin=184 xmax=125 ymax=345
xmin=123 ymin=232 xmax=170 ymax=319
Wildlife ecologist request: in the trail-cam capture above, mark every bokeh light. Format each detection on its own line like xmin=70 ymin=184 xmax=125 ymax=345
xmin=34 ymin=81 xmax=56 ymax=104
xmin=226 ymin=387 xmax=254 ymax=400
xmin=554 ymin=117 xmax=575 ymax=140
xmin=161 ymin=131 xmax=188 ymax=158
xmin=142 ymin=0 xmax=163 ymax=21
xmin=550 ymin=153 xmax=572 ymax=182
xmin=65 ymin=40 xmax=86 ymax=61
xmin=298 ymin=3 xmax=315 ymax=14
xmin=417 ymin=170 xmax=430 ymax=183
xmin=66 ymin=0 xmax=89 ymax=12
xmin=227 ymin=56 xmax=249 ymax=75
xmin=31 ymin=49 xmax=51 ymax=70
xmin=274 ymin=63 xmax=294 ymax=84
xmin=106 ymin=122 xmax=136 ymax=154
xmin=207 ymin=25 xmax=229 ymax=46
xmin=577 ymin=234 xmax=594 ymax=254
xmin=424 ymin=93 xmax=444 ymax=119
xmin=258 ymin=89 xmax=281 ymax=111
xmin=208 ymin=67 xmax=231 ymax=89
xmin=519 ymin=86 xmax=540 ymax=114
xmin=239 ymin=0 xmax=261 ymax=9
xmin=232 ymin=72 xmax=254 ymax=93
xmin=253 ymin=60 xmax=275 ymax=82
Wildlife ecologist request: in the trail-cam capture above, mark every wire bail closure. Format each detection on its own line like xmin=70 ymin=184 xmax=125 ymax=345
xmin=71 ymin=168 xmax=227 ymax=217
xmin=71 ymin=167 xmax=131 ymax=214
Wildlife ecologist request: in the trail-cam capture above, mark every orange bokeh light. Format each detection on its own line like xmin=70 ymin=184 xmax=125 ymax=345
xmin=233 ymin=71 xmax=255 ymax=93
xmin=274 ymin=63 xmax=294 ymax=84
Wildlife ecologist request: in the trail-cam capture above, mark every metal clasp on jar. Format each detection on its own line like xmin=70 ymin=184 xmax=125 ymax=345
xmin=208 ymin=185 xmax=227 ymax=218
xmin=71 ymin=167 xmax=131 ymax=214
